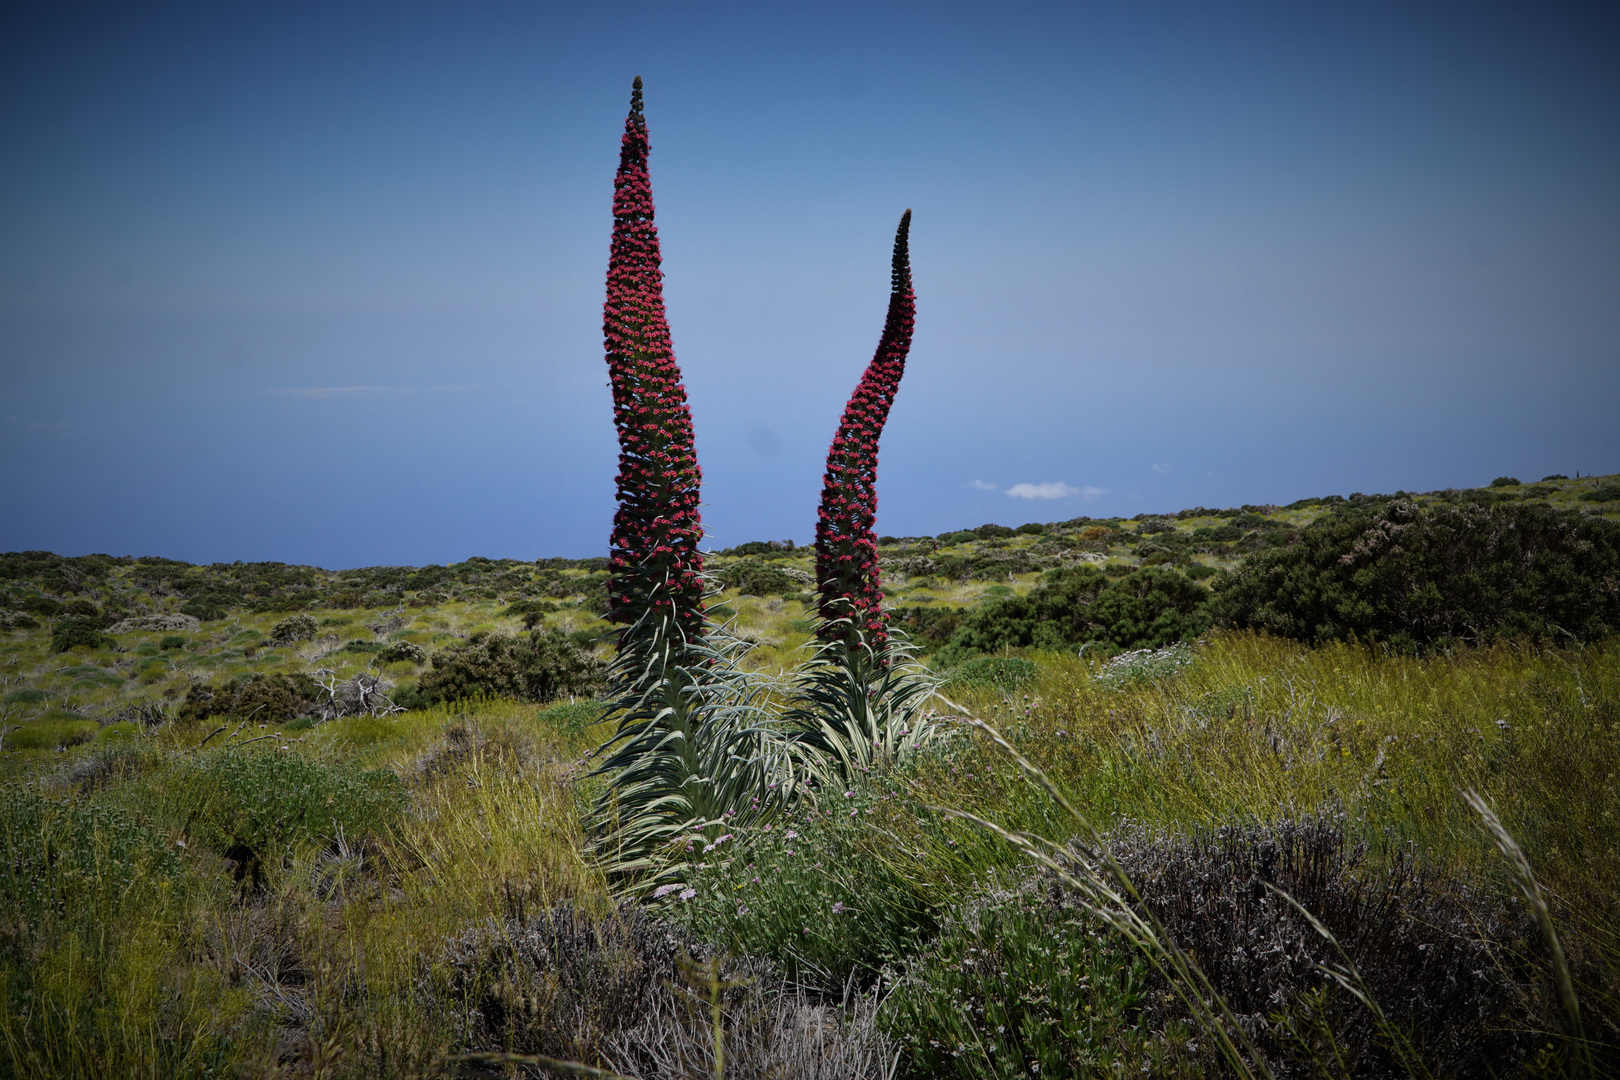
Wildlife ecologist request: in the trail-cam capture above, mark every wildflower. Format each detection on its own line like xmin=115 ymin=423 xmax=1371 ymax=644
xmin=813 ymin=211 xmax=914 ymax=650
xmin=784 ymin=829 xmax=799 ymax=839
xmin=737 ymin=904 xmax=748 ymax=916
xmin=831 ymin=901 xmax=845 ymax=914
xmin=679 ymin=887 xmax=696 ymax=901
xmin=843 ymin=790 xmax=855 ymax=798
xmin=652 ymin=883 xmax=683 ymax=898
xmin=602 ymin=76 xmax=705 ymax=641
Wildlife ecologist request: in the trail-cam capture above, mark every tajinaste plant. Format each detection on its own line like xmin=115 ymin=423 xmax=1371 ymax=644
xmin=604 ymin=75 xmax=706 ymax=654
xmin=813 ymin=210 xmax=914 ymax=652
xmin=789 ymin=212 xmax=937 ymax=783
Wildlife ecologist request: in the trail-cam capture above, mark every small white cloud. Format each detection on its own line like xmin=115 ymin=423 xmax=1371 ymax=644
xmin=1151 ymin=462 xmax=1170 ymax=474
xmin=967 ymin=479 xmax=998 ymax=491
xmin=264 ymin=386 xmax=413 ymax=399
xmin=1078 ymin=486 xmax=1106 ymax=499
xmin=1006 ymin=481 xmax=1081 ymax=500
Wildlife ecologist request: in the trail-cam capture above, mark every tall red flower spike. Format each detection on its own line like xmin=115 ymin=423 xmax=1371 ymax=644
xmin=814 ymin=210 xmax=914 ymax=650
xmin=603 ymin=76 xmax=705 ymax=643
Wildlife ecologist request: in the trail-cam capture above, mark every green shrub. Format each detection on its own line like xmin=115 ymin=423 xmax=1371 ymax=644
xmin=414 ymin=629 xmax=605 ymax=707
xmin=185 ymin=748 xmax=405 ymax=873
xmin=377 ymin=640 xmax=426 ymax=665
xmin=975 ymin=524 xmax=1015 ymax=539
xmin=504 ymin=598 xmax=559 ymax=628
xmin=1093 ymin=642 xmax=1196 ymax=689
xmin=158 ymin=634 xmax=186 ymax=650
xmin=0 ymin=788 xmax=180 ymax=931
xmin=62 ymin=599 xmax=101 ymax=619
xmin=716 ymin=560 xmax=798 ymax=597
xmin=1580 ymin=483 xmax=1620 ymax=503
xmin=938 ymin=530 xmax=978 ymax=546
xmin=269 ymin=613 xmax=319 ymax=645
xmin=50 ymin=616 xmax=112 ymax=653
xmin=343 ymin=638 xmax=382 ymax=654
xmin=1213 ymin=499 xmax=1620 ymax=649
xmin=5 ymin=715 xmax=100 ymax=750
xmin=881 ymin=888 xmax=1173 ymax=1079
xmin=947 ymin=567 xmax=1211 ymax=654
xmin=945 ymin=656 xmax=1037 ymax=693
xmin=180 ymin=671 xmax=324 ymax=724
xmin=3 ymin=688 xmax=50 ymax=704
xmin=1015 ymin=522 xmax=1047 ymax=535
xmin=660 ymin=787 xmax=934 ymax=991
xmin=21 ymin=595 xmax=62 ymax=618
xmin=1543 ymin=474 xmax=1569 ymax=481
xmin=93 ymin=721 xmax=139 ymax=744
xmin=1490 ymin=476 xmax=1521 ymax=488
xmin=1183 ymin=563 xmax=1216 ymax=580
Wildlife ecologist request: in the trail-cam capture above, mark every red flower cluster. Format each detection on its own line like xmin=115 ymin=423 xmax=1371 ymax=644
xmin=603 ymin=77 xmax=705 ymax=642
xmin=814 ymin=210 xmax=915 ymax=649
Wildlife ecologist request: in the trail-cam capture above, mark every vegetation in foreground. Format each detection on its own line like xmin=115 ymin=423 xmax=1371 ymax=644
xmin=0 ymin=633 xmax=1613 ymax=1077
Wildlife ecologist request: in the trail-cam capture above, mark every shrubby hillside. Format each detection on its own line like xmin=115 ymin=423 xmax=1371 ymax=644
xmin=0 ymin=473 xmax=1616 ymax=1077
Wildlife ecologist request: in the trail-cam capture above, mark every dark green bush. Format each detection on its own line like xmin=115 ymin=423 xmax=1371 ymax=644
xmin=414 ymin=629 xmax=605 ymax=707
xmin=343 ymin=638 xmax=382 ymax=654
xmin=158 ymin=634 xmax=186 ymax=650
xmin=974 ymin=523 xmax=1015 ymax=539
xmin=889 ymin=606 xmax=965 ymax=649
xmin=1213 ymin=499 xmax=1620 ymax=649
xmin=62 ymin=599 xmax=101 ymax=619
xmin=269 ymin=613 xmax=319 ymax=645
xmin=947 ymin=567 xmax=1211 ymax=654
xmin=1580 ymin=483 xmax=1620 ymax=503
xmin=50 ymin=616 xmax=112 ymax=654
xmin=1543 ymin=474 xmax=1569 ymax=481
xmin=377 ymin=640 xmax=426 ymax=665
xmin=716 ymin=559 xmax=798 ymax=597
xmin=180 ymin=672 xmax=324 ymax=724
xmin=20 ymin=596 xmax=61 ymax=618
xmin=1490 ymin=476 xmax=1521 ymax=488
xmin=504 ymin=598 xmax=559 ymax=629
xmin=3 ymin=688 xmax=50 ymax=704
xmin=938 ymin=530 xmax=978 ymax=546
xmin=1015 ymin=522 xmax=1047 ymax=535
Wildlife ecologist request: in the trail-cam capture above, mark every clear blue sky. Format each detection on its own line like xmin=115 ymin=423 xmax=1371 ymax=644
xmin=2 ymin=2 xmax=1616 ymax=567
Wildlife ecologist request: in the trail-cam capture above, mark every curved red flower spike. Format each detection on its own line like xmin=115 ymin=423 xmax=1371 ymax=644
xmin=814 ymin=210 xmax=914 ymax=650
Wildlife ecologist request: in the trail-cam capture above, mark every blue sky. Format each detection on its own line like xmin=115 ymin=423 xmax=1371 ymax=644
xmin=2 ymin=2 xmax=1617 ymax=567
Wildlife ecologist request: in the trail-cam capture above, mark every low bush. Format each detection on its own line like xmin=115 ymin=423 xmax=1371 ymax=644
xmin=1491 ymin=476 xmax=1521 ymax=488
xmin=413 ymin=629 xmax=605 ymax=707
xmin=3 ymin=688 xmax=50 ymax=704
xmin=1580 ymin=483 xmax=1620 ymax=503
xmin=1106 ymin=818 xmax=1531 ymax=1077
xmin=1213 ymin=499 xmax=1620 ymax=649
xmin=946 ymin=567 xmax=1211 ymax=655
xmin=50 ymin=616 xmax=112 ymax=653
xmin=716 ymin=559 xmax=799 ymax=597
xmin=183 ymin=748 xmax=405 ymax=882
xmin=661 ymin=787 xmax=935 ymax=992
xmin=180 ymin=671 xmax=324 ymax=724
xmin=5 ymin=716 xmax=100 ymax=750
xmin=944 ymin=656 xmax=1037 ymax=693
xmin=269 ymin=613 xmax=319 ymax=645
xmin=881 ymin=887 xmax=1183 ymax=1080
xmin=377 ymin=640 xmax=426 ymax=665
xmin=158 ymin=634 xmax=186 ymax=650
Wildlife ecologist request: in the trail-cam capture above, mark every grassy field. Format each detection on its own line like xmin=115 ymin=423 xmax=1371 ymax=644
xmin=0 ymin=475 xmax=1617 ymax=1078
